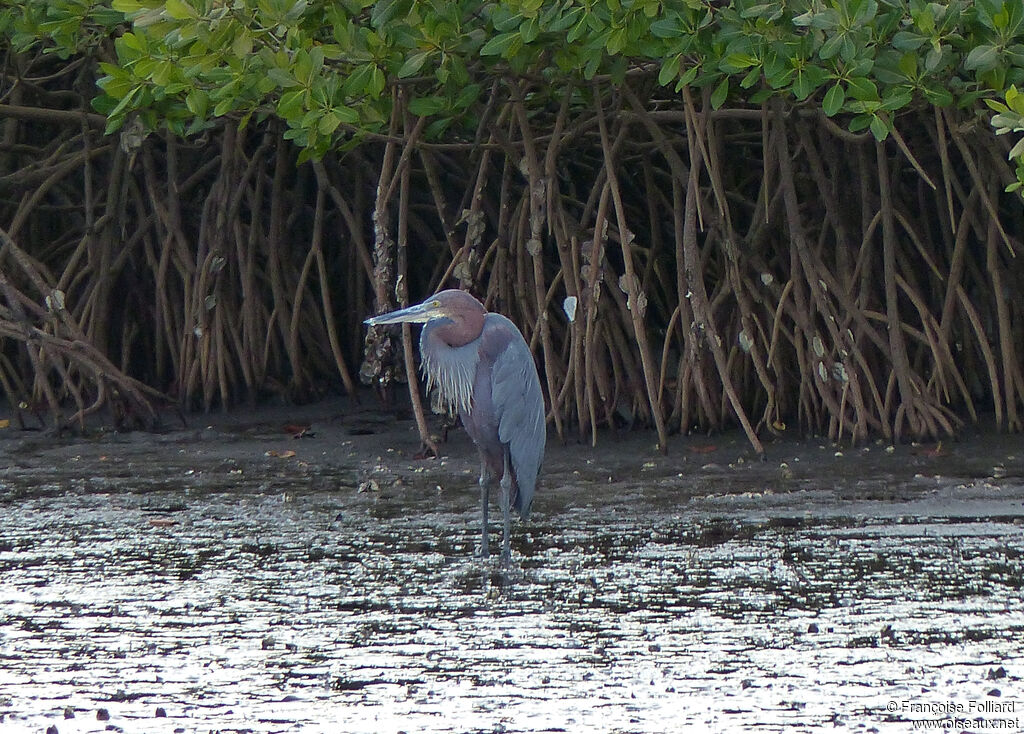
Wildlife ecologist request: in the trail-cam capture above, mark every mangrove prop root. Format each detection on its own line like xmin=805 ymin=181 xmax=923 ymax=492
xmin=2 ymin=68 xmax=1023 ymax=448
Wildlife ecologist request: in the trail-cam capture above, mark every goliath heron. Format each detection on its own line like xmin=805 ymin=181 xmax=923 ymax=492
xmin=365 ymin=289 xmax=546 ymax=565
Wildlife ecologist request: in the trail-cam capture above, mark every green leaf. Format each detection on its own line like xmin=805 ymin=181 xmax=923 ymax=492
xmin=425 ymin=118 xmax=452 ymax=139
xmin=897 ymin=52 xmax=918 ymax=77
xmin=675 ymin=65 xmax=699 ymax=90
xmin=283 ymin=125 xmax=306 ymax=143
xmin=232 ymin=29 xmax=253 ymax=58
xmin=453 ymin=83 xmax=481 ymax=110
xmin=333 ymin=106 xmax=360 ymax=124
xmin=914 ymin=6 xmax=936 ymax=34
xmin=819 ymin=34 xmax=844 ymax=60
xmin=924 ymin=44 xmax=944 ymax=72
xmin=549 ymin=7 xmax=583 ymax=33
xmin=794 ymin=8 xmax=839 ymax=29
xmin=566 ymin=16 xmax=588 ymax=43
xmin=852 ymin=0 xmax=878 ymax=25
xmin=479 ymin=31 xmax=518 ymax=57
xmin=740 ymin=66 xmax=761 ymax=89
xmin=740 ymin=4 xmax=778 ymax=19
xmin=881 ymin=88 xmax=912 ymax=112
xmin=792 ymin=71 xmax=815 ymax=101
xmin=212 ymin=96 xmax=236 ymax=118
xmin=974 ymin=0 xmax=999 ymax=31
xmin=397 ymin=50 xmax=428 ymax=78
xmin=370 ymin=0 xmax=400 ymax=29
xmin=294 ymin=49 xmax=314 ymax=86
xmin=185 ymin=89 xmax=209 ymax=118
xmin=989 ymin=113 xmax=1017 ymax=130
xmin=152 ymin=60 xmax=176 ymax=86
xmin=301 ymin=109 xmax=324 ymax=130
xmin=766 ymin=66 xmax=794 ymax=90
xmin=369 ymin=66 xmax=386 ymax=97
xmin=539 ymin=2 xmax=563 ymax=28
xmin=1008 ymin=136 xmax=1024 ymax=159
xmin=342 ymin=63 xmax=376 ymax=96
xmin=493 ymin=10 xmax=524 ymax=33
xmin=267 ymin=67 xmax=299 ymax=88
xmin=840 ymin=36 xmax=857 ymax=62
xmin=658 ymin=56 xmax=680 ymax=87
xmin=723 ymin=53 xmax=758 ymax=70
xmin=408 ymin=95 xmax=446 ymax=116
xmin=164 ymin=0 xmax=197 ymax=20
xmin=107 ymin=84 xmax=143 ymax=120
xmin=823 ymin=84 xmax=845 ymax=116
xmin=869 ymin=114 xmax=889 ymax=141
xmin=846 ymin=76 xmax=879 ymax=101
xmin=103 ymin=116 xmax=124 ymax=136
xmin=96 ymin=67 xmax=134 ymax=99
xmin=606 ymin=27 xmax=627 ymax=55
xmin=892 ymin=31 xmax=926 ymax=52
xmin=965 ymin=44 xmax=999 ymax=72
xmin=283 ymin=0 xmax=308 ymax=23
xmin=116 ymin=31 xmax=147 ymax=54
xmin=1008 ymin=85 xmax=1024 ymax=114
xmin=849 ymin=113 xmax=872 ymax=132
xmin=650 ymin=16 xmax=683 ymax=38
xmin=520 ymin=17 xmax=540 ymax=44
xmin=710 ymin=77 xmax=729 ymax=109
xmin=1003 ymin=137 xmax=1024 ymax=161
xmin=921 ymin=83 xmax=954 ymax=107
xmin=318 ymin=111 xmax=342 ymax=135
xmin=793 ymin=65 xmax=827 ymax=101
xmin=277 ymin=88 xmax=306 ymax=119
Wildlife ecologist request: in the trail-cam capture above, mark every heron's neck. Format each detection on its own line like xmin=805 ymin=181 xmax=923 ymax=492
xmin=420 ymin=322 xmax=480 ymax=416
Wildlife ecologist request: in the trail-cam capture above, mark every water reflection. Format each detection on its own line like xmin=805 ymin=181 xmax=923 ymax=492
xmin=0 ymin=465 xmax=1022 ymax=733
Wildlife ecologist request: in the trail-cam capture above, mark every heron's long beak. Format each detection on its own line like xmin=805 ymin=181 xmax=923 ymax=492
xmin=364 ymin=301 xmax=434 ymax=326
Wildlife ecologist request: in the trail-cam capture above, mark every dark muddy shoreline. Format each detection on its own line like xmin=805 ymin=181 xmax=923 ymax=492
xmin=2 ymin=399 xmax=1023 ymax=733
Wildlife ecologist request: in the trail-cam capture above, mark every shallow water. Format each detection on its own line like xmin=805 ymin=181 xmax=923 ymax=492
xmin=1 ymin=429 xmax=1023 ymax=733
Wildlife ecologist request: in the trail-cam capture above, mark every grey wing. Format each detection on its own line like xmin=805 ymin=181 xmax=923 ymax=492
xmin=490 ymin=327 xmax=546 ymax=518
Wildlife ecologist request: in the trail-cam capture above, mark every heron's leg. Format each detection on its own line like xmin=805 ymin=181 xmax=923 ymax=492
xmin=479 ymin=463 xmax=490 ymax=558
xmin=499 ymin=450 xmax=512 ymax=568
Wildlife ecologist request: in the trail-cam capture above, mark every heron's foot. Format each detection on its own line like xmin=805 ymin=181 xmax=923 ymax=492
xmin=476 ymin=542 xmax=514 ymax=571
xmin=475 ymin=545 xmax=512 ymax=566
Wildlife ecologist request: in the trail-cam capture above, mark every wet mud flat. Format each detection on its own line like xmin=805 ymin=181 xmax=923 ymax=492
xmin=1 ymin=401 xmax=1023 ymax=733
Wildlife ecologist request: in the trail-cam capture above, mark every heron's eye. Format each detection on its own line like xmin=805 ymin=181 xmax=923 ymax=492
xmin=431 ymin=300 xmax=441 ymax=308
